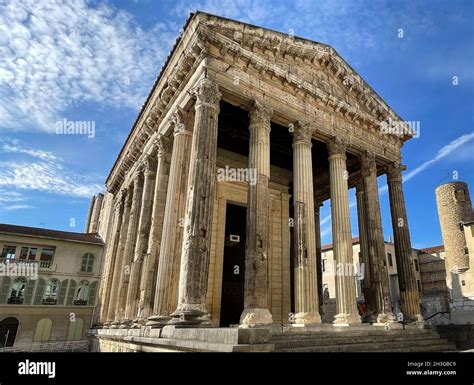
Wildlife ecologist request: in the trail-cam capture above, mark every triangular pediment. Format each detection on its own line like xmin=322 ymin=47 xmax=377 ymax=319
xmin=198 ymin=12 xmax=405 ymax=128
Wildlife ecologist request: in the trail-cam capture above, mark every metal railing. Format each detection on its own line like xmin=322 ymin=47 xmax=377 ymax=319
xmin=0 ymin=340 xmax=89 ymax=352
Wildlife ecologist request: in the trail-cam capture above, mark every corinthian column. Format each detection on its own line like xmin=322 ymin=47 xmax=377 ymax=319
xmin=386 ymin=161 xmax=422 ymax=321
xmin=99 ymin=193 xmax=124 ymax=325
xmin=138 ymin=136 xmax=172 ymax=321
xmin=117 ymin=172 xmax=144 ymax=326
xmin=108 ymin=187 xmax=132 ymax=325
xmin=147 ymin=110 xmax=193 ymax=327
xmin=124 ymin=155 xmax=157 ymax=325
xmin=292 ymin=122 xmax=321 ymax=324
xmin=170 ymin=78 xmax=221 ymax=326
xmin=355 ymin=177 xmax=376 ymax=322
xmin=238 ymin=101 xmax=273 ymax=326
xmin=314 ymin=200 xmax=324 ymax=317
xmin=327 ymin=138 xmax=361 ymax=324
xmin=361 ymin=151 xmax=395 ymax=324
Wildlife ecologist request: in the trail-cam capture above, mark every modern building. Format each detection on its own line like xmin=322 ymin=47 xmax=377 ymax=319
xmin=0 ymin=224 xmax=104 ymax=349
xmin=321 ymin=237 xmax=422 ymax=322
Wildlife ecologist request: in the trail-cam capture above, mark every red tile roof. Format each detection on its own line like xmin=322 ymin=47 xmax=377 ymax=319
xmin=322 ymin=237 xmax=360 ymax=251
xmin=418 ymin=245 xmax=445 ymax=254
xmin=0 ymin=224 xmax=104 ymax=245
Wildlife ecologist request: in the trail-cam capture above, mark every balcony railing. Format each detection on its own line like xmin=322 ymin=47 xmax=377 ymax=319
xmin=7 ymin=296 xmax=24 ymax=304
xmin=39 ymin=260 xmax=52 ymax=269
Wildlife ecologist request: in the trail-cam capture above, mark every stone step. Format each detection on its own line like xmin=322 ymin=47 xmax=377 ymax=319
xmin=271 ymin=329 xmax=436 ymax=340
xmin=272 ymin=334 xmax=441 ymax=349
xmin=275 ymin=338 xmax=455 ymax=352
xmin=363 ymin=344 xmax=458 ymax=353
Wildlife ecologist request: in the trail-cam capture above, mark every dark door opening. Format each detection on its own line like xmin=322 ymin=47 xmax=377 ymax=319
xmin=0 ymin=317 xmax=19 ymax=347
xmin=220 ymin=203 xmax=246 ymax=327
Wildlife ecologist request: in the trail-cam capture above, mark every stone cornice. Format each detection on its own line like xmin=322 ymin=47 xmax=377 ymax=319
xmin=201 ymin=25 xmax=407 ymax=149
xmin=106 ymin=19 xmax=208 ymax=194
xmin=201 ymin=14 xmax=412 ymax=142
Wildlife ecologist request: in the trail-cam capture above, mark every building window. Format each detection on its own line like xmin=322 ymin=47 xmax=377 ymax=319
xmin=80 ymin=253 xmax=94 ymax=273
xmin=8 ymin=277 xmax=27 ymax=304
xmin=42 ymin=279 xmax=60 ymax=305
xmin=74 ymin=280 xmax=90 ymax=305
xmin=1 ymin=245 xmax=16 ymax=260
xmin=28 ymin=248 xmax=37 ymax=261
xmin=416 ymin=280 xmax=422 ymax=293
xmin=39 ymin=248 xmax=55 ymax=268
xmin=19 ymin=247 xmax=29 ymax=260
xmin=387 ymin=252 xmax=393 ymax=267
xmin=322 ymin=259 xmax=327 ymax=273
xmin=414 ymin=259 xmax=419 ymax=272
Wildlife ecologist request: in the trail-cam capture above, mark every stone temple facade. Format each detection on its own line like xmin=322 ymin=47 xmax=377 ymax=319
xmin=91 ymin=12 xmax=429 ymax=351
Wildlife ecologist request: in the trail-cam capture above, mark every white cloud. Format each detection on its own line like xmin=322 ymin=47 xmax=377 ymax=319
xmin=0 ymin=0 xmax=177 ymax=133
xmin=404 ymin=132 xmax=474 ymax=182
xmin=3 ymin=204 xmax=33 ymax=211
xmin=320 ymin=132 xmax=474 ymax=241
xmin=0 ymin=139 xmax=103 ymax=199
xmin=0 ymin=138 xmax=59 ymax=161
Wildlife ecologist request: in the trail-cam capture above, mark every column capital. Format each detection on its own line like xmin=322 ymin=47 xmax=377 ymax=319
xmin=327 ymin=137 xmax=347 ymax=157
xmin=360 ymin=150 xmax=377 ymax=177
xmin=353 ymin=174 xmax=364 ymax=192
xmin=385 ymin=161 xmax=407 ymax=182
xmin=193 ymin=78 xmax=221 ymax=110
xmin=153 ymin=135 xmax=172 ymax=157
xmin=292 ymin=121 xmax=314 ymax=144
xmin=249 ymin=100 xmax=272 ymax=131
xmin=143 ymin=155 xmax=157 ymax=175
xmin=172 ymin=108 xmax=192 ymax=137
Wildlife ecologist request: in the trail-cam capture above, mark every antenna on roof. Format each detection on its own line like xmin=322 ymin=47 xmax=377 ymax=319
xmin=39 ymin=223 xmax=45 ymax=229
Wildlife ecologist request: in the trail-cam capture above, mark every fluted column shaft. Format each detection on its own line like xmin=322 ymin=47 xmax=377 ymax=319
xmin=169 ymin=78 xmax=221 ymax=326
xmin=387 ymin=162 xmax=421 ymax=321
xmin=116 ymin=173 xmax=144 ymax=324
xmin=99 ymin=195 xmax=124 ymax=324
xmin=292 ymin=122 xmax=321 ymax=324
xmin=355 ymin=178 xmax=376 ymax=321
xmin=239 ymin=101 xmax=273 ymax=326
xmin=124 ymin=156 xmax=157 ymax=324
xmin=147 ymin=111 xmax=193 ymax=326
xmin=314 ymin=201 xmax=324 ymax=316
xmin=108 ymin=187 xmax=133 ymax=323
xmin=139 ymin=136 xmax=172 ymax=320
xmin=328 ymin=138 xmax=361 ymax=324
xmin=361 ymin=152 xmax=395 ymax=323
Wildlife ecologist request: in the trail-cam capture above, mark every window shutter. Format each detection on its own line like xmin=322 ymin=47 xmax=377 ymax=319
xmin=0 ymin=277 xmax=11 ymax=304
xmin=88 ymin=281 xmax=98 ymax=306
xmin=23 ymin=279 xmax=36 ymax=305
xmin=66 ymin=279 xmax=77 ymax=305
xmin=58 ymin=279 xmax=68 ymax=305
xmin=33 ymin=278 xmax=46 ymax=305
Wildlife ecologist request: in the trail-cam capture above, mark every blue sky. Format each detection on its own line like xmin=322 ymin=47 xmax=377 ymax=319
xmin=0 ymin=0 xmax=472 ymax=248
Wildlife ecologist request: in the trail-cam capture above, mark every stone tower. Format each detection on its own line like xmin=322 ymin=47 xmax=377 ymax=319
xmin=435 ymin=182 xmax=472 ymax=281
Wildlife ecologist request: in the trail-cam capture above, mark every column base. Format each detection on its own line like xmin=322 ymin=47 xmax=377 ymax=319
xmin=169 ymin=304 xmax=212 ymax=326
xmin=119 ymin=319 xmax=132 ymax=329
xmin=295 ymin=311 xmax=321 ymax=325
xmin=376 ymin=312 xmax=397 ymax=324
xmin=146 ymin=315 xmax=172 ymax=328
xmin=239 ymin=308 xmax=273 ymax=327
xmin=361 ymin=312 xmax=377 ymax=323
xmin=334 ymin=313 xmax=361 ymax=325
